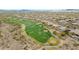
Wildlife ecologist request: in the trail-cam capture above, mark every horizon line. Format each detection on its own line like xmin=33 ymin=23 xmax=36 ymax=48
xmin=0 ymin=9 xmax=79 ymax=10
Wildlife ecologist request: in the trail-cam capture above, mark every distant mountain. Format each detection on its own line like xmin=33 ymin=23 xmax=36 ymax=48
xmin=0 ymin=9 xmax=79 ymax=13
xmin=50 ymin=9 xmax=79 ymax=12
xmin=63 ymin=9 xmax=79 ymax=12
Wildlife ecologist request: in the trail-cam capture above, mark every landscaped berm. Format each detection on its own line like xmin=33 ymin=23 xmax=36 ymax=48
xmin=0 ymin=11 xmax=79 ymax=50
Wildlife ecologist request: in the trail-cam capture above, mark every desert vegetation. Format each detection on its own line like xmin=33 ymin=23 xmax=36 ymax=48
xmin=0 ymin=11 xmax=79 ymax=50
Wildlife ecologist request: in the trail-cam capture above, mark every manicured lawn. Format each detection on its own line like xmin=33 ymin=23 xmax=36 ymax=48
xmin=3 ymin=17 xmax=52 ymax=43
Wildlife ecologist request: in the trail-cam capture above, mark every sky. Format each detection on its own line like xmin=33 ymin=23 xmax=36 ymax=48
xmin=0 ymin=0 xmax=79 ymax=10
